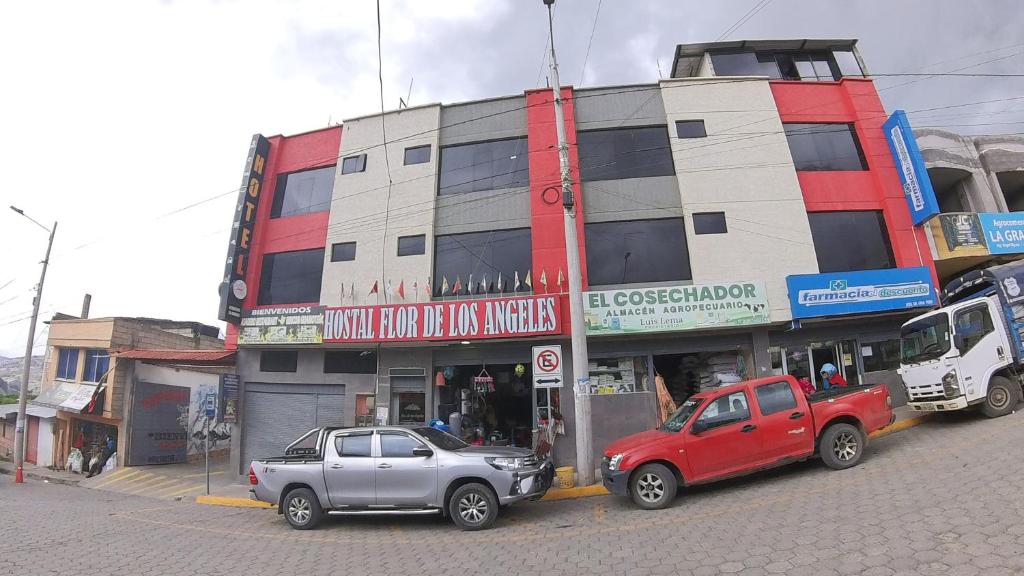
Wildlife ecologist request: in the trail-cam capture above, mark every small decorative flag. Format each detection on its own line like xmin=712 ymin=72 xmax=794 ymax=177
xmin=453 ymin=276 xmax=463 ymax=294
xmin=557 ymin=269 xmax=564 ymax=291
xmin=412 ymin=281 xmax=419 ymax=301
xmin=497 ymin=272 xmax=503 ymax=293
xmin=385 ymin=280 xmax=394 ymax=299
xmin=350 ymin=283 xmax=355 ymax=303
xmin=524 ymin=270 xmax=533 ymax=290
xmin=539 ymin=269 xmax=548 ymax=292
xmin=397 ymin=280 xmax=406 ymax=301
xmin=368 ymin=280 xmax=379 ymax=296
xmin=514 ymin=271 xmax=521 ymax=292
xmin=441 ymin=276 xmax=450 ymax=295
xmin=480 ymin=274 xmax=488 ymax=294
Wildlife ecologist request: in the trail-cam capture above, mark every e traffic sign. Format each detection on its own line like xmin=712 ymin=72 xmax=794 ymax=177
xmin=532 ymin=345 xmax=563 ymax=389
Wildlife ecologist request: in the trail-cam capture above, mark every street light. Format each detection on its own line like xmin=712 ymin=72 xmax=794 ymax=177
xmin=9 ymin=206 xmax=57 ymax=484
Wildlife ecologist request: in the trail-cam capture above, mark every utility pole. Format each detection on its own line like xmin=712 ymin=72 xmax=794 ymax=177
xmin=9 ymin=206 xmax=56 ymax=484
xmin=543 ymin=0 xmax=594 ymax=486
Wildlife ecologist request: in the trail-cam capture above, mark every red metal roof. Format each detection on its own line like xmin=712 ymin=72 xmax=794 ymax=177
xmin=113 ymin=349 xmax=235 ymax=364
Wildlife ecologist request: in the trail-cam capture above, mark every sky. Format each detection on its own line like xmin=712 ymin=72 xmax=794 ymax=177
xmin=2 ymin=0 xmax=1023 ymax=357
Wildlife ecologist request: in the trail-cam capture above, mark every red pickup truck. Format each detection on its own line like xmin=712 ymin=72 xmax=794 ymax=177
xmin=602 ymin=375 xmax=894 ymax=509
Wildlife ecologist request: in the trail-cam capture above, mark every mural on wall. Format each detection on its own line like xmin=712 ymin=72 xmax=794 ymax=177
xmin=187 ymin=382 xmax=232 ymax=456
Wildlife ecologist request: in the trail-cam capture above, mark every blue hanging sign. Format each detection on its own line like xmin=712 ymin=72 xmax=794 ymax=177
xmin=882 ymin=110 xmax=939 ymax=226
xmin=787 ymin=267 xmax=937 ymax=319
xmin=979 ymin=212 xmax=1024 ymax=255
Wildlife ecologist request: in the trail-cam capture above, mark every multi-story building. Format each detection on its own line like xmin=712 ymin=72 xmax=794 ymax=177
xmin=221 ymin=38 xmax=938 ymax=479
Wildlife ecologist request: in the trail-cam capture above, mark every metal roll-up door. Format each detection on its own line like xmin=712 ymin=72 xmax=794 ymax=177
xmin=241 ymin=384 xmax=345 ymax=467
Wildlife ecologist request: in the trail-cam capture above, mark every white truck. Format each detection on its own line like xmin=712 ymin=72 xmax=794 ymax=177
xmin=900 ymin=260 xmax=1024 ymax=417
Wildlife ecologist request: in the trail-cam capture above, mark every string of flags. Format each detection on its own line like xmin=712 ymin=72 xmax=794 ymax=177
xmin=340 ymin=268 xmax=568 ymax=305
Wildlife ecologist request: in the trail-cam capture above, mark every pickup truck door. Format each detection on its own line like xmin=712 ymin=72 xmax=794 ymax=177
xmin=684 ymin=389 xmax=763 ymax=482
xmin=324 ymin=431 xmax=376 ymax=507
xmin=374 ymin=431 xmax=438 ymax=507
xmin=952 ymin=301 xmax=1006 ymax=400
xmin=752 ymin=380 xmax=814 ymax=462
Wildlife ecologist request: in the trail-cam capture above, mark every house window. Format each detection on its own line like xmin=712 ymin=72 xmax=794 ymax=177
xmin=324 ymin=351 xmax=378 ymax=374
xmin=82 ymin=350 xmax=110 ymax=383
xmin=397 ymin=235 xmax=426 ymax=257
xmin=404 ymin=145 xmax=431 ymax=165
xmin=56 ymin=348 xmax=79 ymax=380
xmin=693 ymin=212 xmax=727 ymax=235
xmin=675 ymin=120 xmax=707 ymax=139
xmin=257 ymin=248 xmax=325 ymax=305
xmin=260 ymin=351 xmax=298 ymax=373
xmin=270 ymin=165 xmax=336 ymax=218
xmin=832 ymin=50 xmax=864 ymax=77
xmin=783 ymin=123 xmax=867 ymax=171
xmin=585 ymin=219 xmax=692 ymax=285
xmin=808 ymin=211 xmax=895 ymax=273
xmin=577 ymin=126 xmax=674 ymax=182
xmin=710 ymin=49 xmax=852 ymax=81
xmin=433 ymin=229 xmax=532 ymax=295
xmin=341 ymin=154 xmax=367 ymax=174
xmin=331 ymin=242 xmax=357 ymax=262
xmin=862 ymin=340 xmax=901 ymax=372
xmin=438 ymin=138 xmax=530 ymax=195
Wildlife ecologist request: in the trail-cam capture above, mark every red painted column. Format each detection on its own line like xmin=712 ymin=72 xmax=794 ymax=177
xmin=526 ymin=87 xmax=588 ymax=333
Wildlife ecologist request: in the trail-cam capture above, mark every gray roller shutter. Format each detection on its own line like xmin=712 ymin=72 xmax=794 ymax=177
xmin=240 ymin=383 xmax=345 ymax=467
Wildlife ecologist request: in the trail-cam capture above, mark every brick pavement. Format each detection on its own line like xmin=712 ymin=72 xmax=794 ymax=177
xmin=1 ymin=409 xmax=1023 ymax=576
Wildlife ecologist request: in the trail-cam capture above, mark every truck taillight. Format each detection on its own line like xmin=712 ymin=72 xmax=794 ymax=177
xmin=248 ymin=465 xmax=258 ymax=485
xmin=886 ymin=395 xmax=892 ymax=408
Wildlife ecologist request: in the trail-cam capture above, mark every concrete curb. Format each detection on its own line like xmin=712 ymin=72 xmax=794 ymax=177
xmin=195 ymin=495 xmax=273 ymax=508
xmin=868 ymin=413 xmax=933 ymax=440
xmin=0 ymin=464 xmax=81 ymax=487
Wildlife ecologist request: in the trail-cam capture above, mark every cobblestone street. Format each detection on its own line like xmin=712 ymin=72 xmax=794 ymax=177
xmin=3 ymin=411 xmax=1024 ymax=576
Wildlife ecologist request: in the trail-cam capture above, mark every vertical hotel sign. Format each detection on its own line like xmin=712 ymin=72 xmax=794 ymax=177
xmin=883 ymin=110 xmax=939 ymax=226
xmin=218 ymin=135 xmax=271 ymax=324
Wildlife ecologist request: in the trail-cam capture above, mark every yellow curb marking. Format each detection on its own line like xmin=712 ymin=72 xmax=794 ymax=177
xmin=91 ymin=469 xmax=145 ymax=489
xmin=160 ymin=484 xmax=205 ymax=498
xmin=122 ymin=476 xmax=175 ymax=494
xmin=182 ymin=470 xmax=225 ymax=479
xmin=195 ymin=495 xmax=273 ymax=509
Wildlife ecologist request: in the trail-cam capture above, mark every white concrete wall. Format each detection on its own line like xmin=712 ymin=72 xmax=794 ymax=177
xmin=37 ymin=418 xmax=54 ymax=468
xmin=135 ymin=363 xmax=230 ymax=456
xmin=659 ymin=77 xmax=820 ymax=322
xmin=321 ymin=105 xmax=441 ymax=306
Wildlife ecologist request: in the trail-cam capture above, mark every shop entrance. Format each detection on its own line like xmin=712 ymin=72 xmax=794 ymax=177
xmin=71 ymin=419 xmax=118 ymax=477
xmin=436 ymin=363 xmax=536 ymax=448
xmin=653 ymin=349 xmax=752 ymax=405
xmin=774 ymin=340 xmax=861 ymax=390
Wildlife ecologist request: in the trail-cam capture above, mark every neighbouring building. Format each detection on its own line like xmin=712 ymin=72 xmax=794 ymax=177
xmin=219 ymin=38 xmax=940 ymax=479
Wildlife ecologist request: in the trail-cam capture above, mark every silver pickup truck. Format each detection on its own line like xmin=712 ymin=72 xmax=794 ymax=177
xmin=249 ymin=425 xmax=554 ymax=531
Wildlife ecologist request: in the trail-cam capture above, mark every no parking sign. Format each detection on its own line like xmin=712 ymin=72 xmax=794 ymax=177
xmin=532 ymin=345 xmax=563 ymax=389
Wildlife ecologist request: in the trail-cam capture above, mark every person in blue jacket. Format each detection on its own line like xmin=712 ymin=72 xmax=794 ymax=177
xmin=819 ymin=363 xmax=848 ymax=390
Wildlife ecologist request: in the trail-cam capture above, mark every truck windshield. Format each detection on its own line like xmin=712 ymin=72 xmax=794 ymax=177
xmin=659 ymin=399 xmax=703 ymax=432
xmin=900 ymin=314 xmax=951 ymax=364
xmin=414 ymin=427 xmax=469 ymax=451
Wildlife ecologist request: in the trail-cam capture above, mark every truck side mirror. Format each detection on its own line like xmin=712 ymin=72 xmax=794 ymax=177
xmin=412 ymin=447 xmax=434 ymax=457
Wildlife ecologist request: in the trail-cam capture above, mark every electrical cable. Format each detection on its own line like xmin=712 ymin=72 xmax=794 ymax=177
xmin=578 ymin=0 xmax=603 ymax=87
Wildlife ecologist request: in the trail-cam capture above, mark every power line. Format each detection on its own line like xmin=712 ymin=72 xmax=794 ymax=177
xmin=716 ymin=0 xmax=774 ymax=42
xmin=376 ymin=0 xmax=395 ymax=304
xmin=578 ymin=0 xmax=603 ymax=87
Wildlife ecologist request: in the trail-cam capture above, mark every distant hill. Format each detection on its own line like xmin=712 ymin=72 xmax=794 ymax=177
xmin=0 ymin=356 xmax=44 ymax=394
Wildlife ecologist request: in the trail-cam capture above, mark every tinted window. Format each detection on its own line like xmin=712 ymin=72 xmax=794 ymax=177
xmin=331 ymin=242 xmax=356 ymax=262
xmin=808 ymin=211 xmax=895 ymax=273
xmin=756 ymin=381 xmax=798 ymax=416
xmin=414 ymin=426 xmax=468 ymax=450
xmin=784 ymin=123 xmax=866 ymax=171
xmin=379 ymin=433 xmax=426 ymax=457
xmin=270 ymin=165 xmax=335 ymax=218
xmin=433 ymin=229 xmax=532 ymax=296
xmin=439 ymin=138 xmax=530 ymax=195
xmin=577 ymin=126 xmax=674 ymax=181
xmin=833 ymin=50 xmax=863 ymax=77
xmin=693 ymin=212 xmax=727 ymax=235
xmin=258 ymin=248 xmax=325 ymax=304
xmin=335 ymin=433 xmax=372 ymax=457
xmin=260 ymin=351 xmax=298 ymax=373
xmin=341 ymin=154 xmax=366 ymax=174
xmin=397 ymin=235 xmax=426 ymax=256
xmin=404 ymin=145 xmax=431 ymax=165
xmin=954 ymin=306 xmax=994 ymax=354
xmin=82 ymin=350 xmax=110 ymax=382
xmin=696 ymin=391 xmax=750 ymax=429
xmin=323 ymin=351 xmax=377 ymax=374
xmin=56 ymin=348 xmax=79 ymax=380
xmin=862 ymin=340 xmax=901 ymax=372
xmin=710 ymin=51 xmax=782 ymax=78
xmin=585 ymin=219 xmax=692 ymax=285
xmin=676 ymin=120 xmax=707 ymax=139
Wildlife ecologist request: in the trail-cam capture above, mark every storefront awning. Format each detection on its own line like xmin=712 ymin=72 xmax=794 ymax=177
xmin=58 ymin=383 xmax=105 ymax=414
xmin=1 ymin=403 xmax=57 ymax=421
xmin=32 ymin=381 xmax=82 ymax=409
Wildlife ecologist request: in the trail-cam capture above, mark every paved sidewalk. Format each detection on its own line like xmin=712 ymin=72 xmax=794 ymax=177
xmin=79 ymin=456 xmax=237 ymax=501
xmin=0 ymin=460 xmax=82 ymax=486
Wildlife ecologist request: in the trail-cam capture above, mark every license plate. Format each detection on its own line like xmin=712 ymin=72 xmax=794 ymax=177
xmin=920 ymin=403 xmax=936 ymax=411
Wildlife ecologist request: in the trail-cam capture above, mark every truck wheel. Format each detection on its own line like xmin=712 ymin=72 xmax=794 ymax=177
xmin=283 ymin=488 xmax=323 ymax=530
xmin=449 ymin=483 xmax=498 ymax=531
xmin=820 ymin=423 xmax=864 ymax=470
xmin=629 ymin=463 xmax=677 ymax=510
xmin=981 ymin=376 xmax=1020 ymax=418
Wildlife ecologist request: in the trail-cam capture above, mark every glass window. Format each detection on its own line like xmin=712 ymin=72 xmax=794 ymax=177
xmin=433 ymin=229 xmax=531 ymax=296
xmin=676 ymin=120 xmax=707 ymax=139
xmin=331 ymin=242 xmax=356 ymax=262
xmin=710 ymin=51 xmax=782 ymax=78
xmin=395 ymin=392 xmax=426 ymax=425
xmin=341 ymin=154 xmax=367 ymax=174
xmin=808 ymin=211 xmax=895 ymax=273
xmin=397 ymin=235 xmax=426 ymax=257
xmin=413 ymin=427 xmax=468 ymax=451
xmin=258 ymin=248 xmax=325 ymax=305
xmin=270 ymin=165 xmax=335 ymax=219
xmin=379 ymin=432 xmax=425 ymax=457
xmin=901 ymin=314 xmax=951 ymax=364
xmin=82 ymin=350 xmax=110 ymax=383
xmin=696 ymin=391 xmax=750 ymax=429
xmin=404 ymin=145 xmax=431 ymax=165
xmin=862 ymin=340 xmax=901 ymax=372
xmin=438 ymin=138 xmax=530 ymax=195
xmin=833 ymin=50 xmax=864 ymax=77
xmin=323 ymin=351 xmax=377 ymax=374
xmin=954 ymin=306 xmax=994 ymax=354
xmin=260 ymin=351 xmax=298 ymax=373
xmin=585 ymin=219 xmax=692 ymax=285
xmin=693 ymin=212 xmax=727 ymax=235
xmin=56 ymin=348 xmax=79 ymax=380
xmin=784 ymin=123 xmax=867 ymax=171
xmin=577 ymin=126 xmax=674 ymax=182
xmin=755 ymin=381 xmax=798 ymax=416
xmin=335 ymin=433 xmax=372 ymax=457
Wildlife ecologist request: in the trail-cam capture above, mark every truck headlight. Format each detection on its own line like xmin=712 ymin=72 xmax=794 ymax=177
xmin=942 ymin=370 xmax=961 ymax=398
xmin=486 ymin=457 xmax=525 ymax=471
xmin=608 ymin=453 xmax=624 ymax=471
